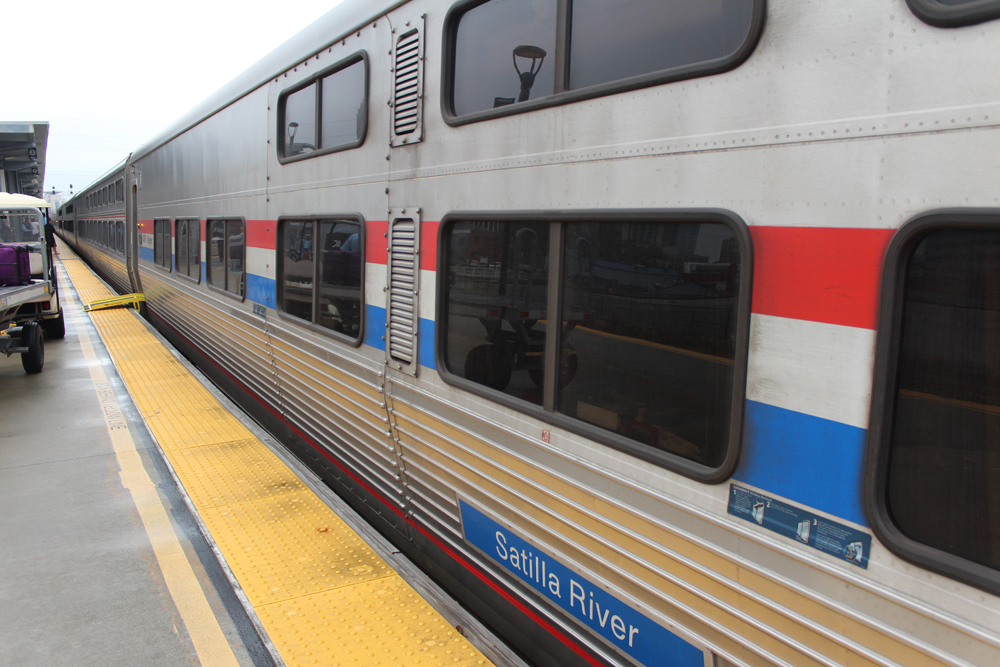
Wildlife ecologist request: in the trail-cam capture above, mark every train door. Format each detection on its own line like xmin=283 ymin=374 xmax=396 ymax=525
xmin=125 ymin=167 xmax=141 ymax=294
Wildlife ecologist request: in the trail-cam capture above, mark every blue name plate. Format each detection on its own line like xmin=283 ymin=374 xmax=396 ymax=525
xmin=728 ymin=484 xmax=872 ymax=568
xmin=459 ymin=499 xmax=703 ymax=667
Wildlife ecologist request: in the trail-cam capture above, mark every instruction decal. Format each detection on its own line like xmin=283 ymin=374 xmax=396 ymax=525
xmin=728 ymin=484 xmax=871 ymax=568
xmin=459 ymin=499 xmax=703 ymax=667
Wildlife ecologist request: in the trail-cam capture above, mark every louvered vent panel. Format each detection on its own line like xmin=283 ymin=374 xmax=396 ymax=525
xmin=393 ymin=30 xmax=420 ymax=136
xmin=388 ymin=219 xmax=417 ymax=364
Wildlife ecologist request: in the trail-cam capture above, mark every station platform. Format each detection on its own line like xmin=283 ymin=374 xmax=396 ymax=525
xmin=0 ymin=247 xmax=525 ymax=667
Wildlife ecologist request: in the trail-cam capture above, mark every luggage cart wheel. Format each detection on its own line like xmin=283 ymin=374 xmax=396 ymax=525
xmin=20 ymin=321 xmax=44 ymax=374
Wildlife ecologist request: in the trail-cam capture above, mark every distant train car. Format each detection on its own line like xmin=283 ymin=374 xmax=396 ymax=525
xmin=59 ymin=1 xmax=1000 ymax=665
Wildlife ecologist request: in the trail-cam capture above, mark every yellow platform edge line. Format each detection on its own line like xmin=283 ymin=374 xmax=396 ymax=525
xmin=59 ymin=276 xmax=240 ymax=667
xmin=58 ymin=248 xmax=493 ymax=667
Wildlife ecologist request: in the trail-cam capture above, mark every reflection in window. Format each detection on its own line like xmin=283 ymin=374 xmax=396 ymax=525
xmin=188 ymin=220 xmax=200 ymax=280
xmin=453 ymin=0 xmax=557 ymax=115
xmin=208 ymin=219 xmax=244 ymax=296
xmin=154 ymin=219 xmax=170 ymax=269
xmin=279 ymin=219 xmax=363 ymax=340
xmin=450 ymin=0 xmax=757 ymax=117
xmin=444 ymin=221 xmax=551 ymax=406
xmin=177 ymin=221 xmax=188 ymax=275
xmin=283 ymin=83 xmax=317 ymax=156
xmin=226 ymin=220 xmax=244 ymax=297
xmin=887 ymin=229 xmax=1000 ymax=572
xmin=559 ymin=222 xmax=740 ymax=466
xmin=321 ymin=60 xmax=367 ymax=150
xmin=442 ymin=217 xmax=744 ymax=467
xmin=280 ymin=57 xmax=367 ymax=159
xmin=570 ymin=0 xmax=753 ymax=89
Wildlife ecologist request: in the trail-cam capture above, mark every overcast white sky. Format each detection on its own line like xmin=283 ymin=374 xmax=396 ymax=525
xmin=2 ymin=0 xmax=346 ymax=198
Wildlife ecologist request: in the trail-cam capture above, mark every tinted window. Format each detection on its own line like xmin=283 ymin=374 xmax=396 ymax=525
xmin=452 ymin=0 xmax=558 ymax=115
xmin=442 ymin=215 xmax=748 ymax=472
xmin=279 ymin=55 xmax=367 ymax=160
xmin=177 ymin=221 xmax=189 ymax=275
xmin=154 ymin=219 xmax=170 ymax=268
xmin=226 ymin=219 xmax=244 ymax=297
xmin=278 ymin=218 xmax=363 ymax=340
xmin=558 ymin=221 xmax=740 ymax=466
xmin=188 ymin=220 xmax=200 ymax=280
xmin=283 ymin=83 xmax=317 ymax=156
xmin=208 ymin=220 xmax=226 ymax=288
xmin=449 ymin=0 xmax=758 ymax=118
xmin=444 ymin=221 xmax=551 ymax=406
xmin=887 ymin=228 xmax=1000 ymax=571
xmin=321 ymin=60 xmax=366 ymax=150
xmin=569 ymin=0 xmax=754 ymax=90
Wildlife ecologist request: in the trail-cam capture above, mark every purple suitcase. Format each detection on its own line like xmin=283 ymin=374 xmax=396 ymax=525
xmin=0 ymin=244 xmax=31 ymax=287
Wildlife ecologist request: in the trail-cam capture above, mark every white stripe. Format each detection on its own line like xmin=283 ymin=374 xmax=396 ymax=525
xmin=246 ymin=246 xmax=274 ymax=281
xmin=746 ymin=314 xmax=875 ymax=430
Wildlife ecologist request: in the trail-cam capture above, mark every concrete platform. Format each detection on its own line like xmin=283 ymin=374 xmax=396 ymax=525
xmin=0 ymin=262 xmax=271 ymax=666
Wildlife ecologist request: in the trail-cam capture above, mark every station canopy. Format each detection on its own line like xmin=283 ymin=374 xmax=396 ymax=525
xmin=0 ymin=122 xmax=48 ymax=198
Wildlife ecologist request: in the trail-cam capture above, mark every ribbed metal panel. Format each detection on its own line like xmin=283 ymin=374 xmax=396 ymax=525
xmin=393 ymin=30 xmax=420 ymax=137
xmin=387 ymin=218 xmax=417 ymax=368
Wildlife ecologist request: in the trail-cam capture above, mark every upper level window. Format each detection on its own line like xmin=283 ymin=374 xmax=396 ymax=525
xmin=907 ymin=0 xmax=1000 ymax=27
xmin=446 ymin=0 xmax=763 ymax=122
xmin=277 ymin=217 xmax=364 ymax=341
xmin=440 ymin=212 xmax=751 ymax=479
xmin=278 ymin=54 xmax=368 ymax=163
xmin=869 ymin=213 xmax=1000 ymax=594
xmin=207 ymin=218 xmax=245 ymax=298
xmin=154 ymin=219 xmax=171 ymax=269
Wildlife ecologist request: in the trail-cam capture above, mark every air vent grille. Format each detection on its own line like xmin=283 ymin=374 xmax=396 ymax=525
xmin=388 ymin=218 xmax=417 ymax=364
xmin=393 ymin=30 xmax=420 ymax=136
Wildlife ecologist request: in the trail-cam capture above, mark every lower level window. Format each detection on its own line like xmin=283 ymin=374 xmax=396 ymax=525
xmin=883 ymin=224 xmax=1000 ymax=574
xmin=176 ymin=219 xmax=200 ymax=280
xmin=442 ymin=214 xmax=749 ymax=473
xmin=208 ymin=218 xmax=244 ymax=297
xmin=154 ymin=219 xmax=171 ymax=269
xmin=278 ymin=218 xmax=363 ymax=340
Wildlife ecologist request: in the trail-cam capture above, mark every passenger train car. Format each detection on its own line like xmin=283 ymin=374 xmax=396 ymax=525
xmin=56 ymin=0 xmax=1000 ymax=665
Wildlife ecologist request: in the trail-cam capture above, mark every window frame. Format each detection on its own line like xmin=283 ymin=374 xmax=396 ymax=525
xmin=275 ymin=214 xmax=366 ymax=348
xmin=441 ymin=0 xmax=767 ymax=126
xmin=435 ymin=209 xmax=753 ymax=482
xmin=205 ymin=216 xmax=246 ymax=301
xmin=153 ymin=218 xmax=172 ymax=271
xmin=175 ymin=217 xmax=201 ymax=283
xmin=866 ymin=209 xmax=1000 ymax=595
xmin=906 ymin=0 xmax=1000 ymax=27
xmin=276 ymin=51 xmax=370 ymax=165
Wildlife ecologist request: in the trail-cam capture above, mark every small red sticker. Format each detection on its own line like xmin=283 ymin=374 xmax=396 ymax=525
xmin=542 ymin=430 xmax=550 ymax=443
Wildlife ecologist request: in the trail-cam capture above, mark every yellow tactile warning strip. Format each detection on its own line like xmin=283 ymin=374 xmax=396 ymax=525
xmin=60 ymin=247 xmax=493 ymax=667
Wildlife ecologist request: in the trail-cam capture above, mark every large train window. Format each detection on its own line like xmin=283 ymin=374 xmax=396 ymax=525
xmin=907 ymin=0 xmax=1000 ymax=27
xmin=868 ymin=212 xmax=1000 ymax=594
xmin=439 ymin=211 xmax=752 ymax=480
xmin=175 ymin=218 xmax=201 ymax=281
xmin=153 ymin=219 xmax=171 ymax=269
xmin=207 ymin=218 xmax=245 ymax=299
xmin=277 ymin=52 xmax=369 ymax=163
xmin=444 ymin=0 xmax=765 ymax=124
xmin=276 ymin=216 xmax=364 ymax=344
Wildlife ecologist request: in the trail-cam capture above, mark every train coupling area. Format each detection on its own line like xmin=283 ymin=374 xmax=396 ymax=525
xmin=0 ymin=247 xmax=525 ymax=667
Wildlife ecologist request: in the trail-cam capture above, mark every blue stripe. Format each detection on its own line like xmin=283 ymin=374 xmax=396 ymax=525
xmin=364 ymin=305 xmax=436 ymax=370
xmin=139 ymin=246 xmax=153 ymax=262
xmin=246 ymin=274 xmax=275 ymax=308
xmin=734 ymin=400 xmax=868 ymax=526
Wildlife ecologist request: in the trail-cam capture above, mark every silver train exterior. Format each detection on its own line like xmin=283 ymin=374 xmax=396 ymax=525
xmin=56 ymin=0 xmax=1000 ymax=665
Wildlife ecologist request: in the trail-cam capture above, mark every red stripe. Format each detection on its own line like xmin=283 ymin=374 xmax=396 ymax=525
xmin=420 ymin=220 xmax=439 ymax=272
xmin=147 ymin=308 xmax=599 ymax=665
xmin=367 ymin=220 xmax=388 ymax=265
xmin=245 ymin=220 xmax=275 ymax=250
xmin=750 ymin=226 xmax=894 ymax=330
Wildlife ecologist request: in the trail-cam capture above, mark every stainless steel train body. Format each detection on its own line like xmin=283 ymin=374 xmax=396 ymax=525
xmin=56 ymin=0 xmax=1000 ymax=665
